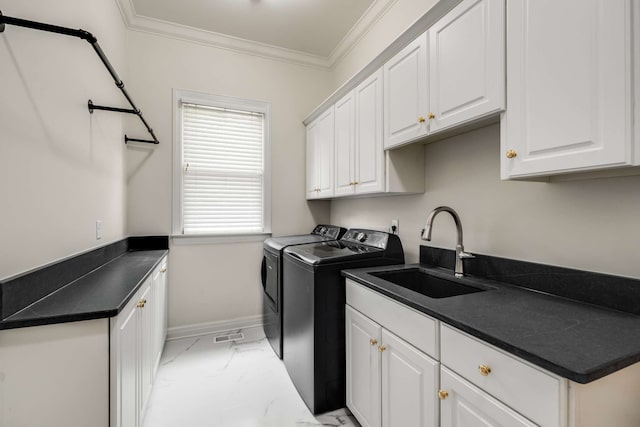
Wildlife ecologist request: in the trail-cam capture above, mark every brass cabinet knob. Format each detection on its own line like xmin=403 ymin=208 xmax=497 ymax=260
xmin=349 ymin=182 xmax=354 ymax=186
xmin=353 ymin=181 xmax=358 ymax=185
xmin=428 ymin=112 xmax=436 ymax=119
xmin=137 ymin=299 xmax=147 ymax=308
xmin=506 ymin=149 xmax=518 ymax=159
xmin=160 ymin=268 xmax=167 ymax=273
xmin=378 ymin=345 xmax=387 ymax=352
xmin=478 ymin=364 xmax=492 ymax=376
xmin=370 ymin=338 xmax=378 ymax=346
xmin=438 ymin=390 xmax=449 ymax=400
xmin=418 ymin=116 xmax=426 ymax=123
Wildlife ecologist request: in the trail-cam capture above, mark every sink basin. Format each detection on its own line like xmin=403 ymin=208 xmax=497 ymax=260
xmin=370 ymin=268 xmax=488 ymax=299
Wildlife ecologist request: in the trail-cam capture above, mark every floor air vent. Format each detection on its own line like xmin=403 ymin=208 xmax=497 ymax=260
xmin=213 ymin=332 xmax=244 ymax=344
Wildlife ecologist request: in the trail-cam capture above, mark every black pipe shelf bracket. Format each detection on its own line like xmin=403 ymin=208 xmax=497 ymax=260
xmin=0 ymin=10 xmax=159 ymax=145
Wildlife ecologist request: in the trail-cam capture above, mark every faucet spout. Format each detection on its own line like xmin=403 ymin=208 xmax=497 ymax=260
xmin=421 ymin=206 xmax=474 ymax=278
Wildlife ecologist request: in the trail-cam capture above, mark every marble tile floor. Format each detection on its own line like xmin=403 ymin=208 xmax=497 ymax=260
xmin=142 ymin=326 xmax=361 ymax=427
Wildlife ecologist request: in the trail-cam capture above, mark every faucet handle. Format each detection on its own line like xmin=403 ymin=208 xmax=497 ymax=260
xmin=458 ymin=251 xmax=475 ymax=260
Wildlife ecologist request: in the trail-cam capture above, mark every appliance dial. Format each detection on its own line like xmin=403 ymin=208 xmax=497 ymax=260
xmin=357 ymin=232 xmax=367 ymax=242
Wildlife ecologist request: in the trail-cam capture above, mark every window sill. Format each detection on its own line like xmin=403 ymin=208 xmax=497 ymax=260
xmin=171 ymin=232 xmax=272 ymax=246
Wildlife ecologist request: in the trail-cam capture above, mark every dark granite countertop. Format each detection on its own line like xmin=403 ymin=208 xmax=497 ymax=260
xmin=0 ymin=237 xmax=168 ymax=330
xmin=343 ymin=254 xmax=640 ymax=385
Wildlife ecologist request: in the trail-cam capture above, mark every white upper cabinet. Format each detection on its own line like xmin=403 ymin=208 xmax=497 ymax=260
xmin=333 ymin=68 xmax=405 ymax=198
xmin=306 ymin=107 xmax=334 ymax=199
xmin=501 ymin=0 xmax=637 ymax=178
xmin=334 ymin=91 xmax=356 ymax=197
xmin=428 ymin=0 xmax=505 ymax=133
xmin=355 ymin=69 xmax=385 ymax=195
xmin=335 ymin=70 xmax=385 ymax=197
xmin=383 ymin=33 xmax=429 ymax=150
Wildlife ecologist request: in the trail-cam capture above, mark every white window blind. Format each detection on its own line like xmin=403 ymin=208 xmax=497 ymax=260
xmin=181 ymin=102 xmax=265 ymax=235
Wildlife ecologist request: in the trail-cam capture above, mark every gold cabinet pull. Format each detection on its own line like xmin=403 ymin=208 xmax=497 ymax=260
xmin=478 ymin=364 xmax=492 ymax=376
xmin=137 ymin=299 xmax=147 ymax=308
xmin=438 ymin=390 xmax=449 ymax=400
xmin=378 ymin=345 xmax=387 ymax=352
xmin=370 ymin=338 xmax=378 ymax=346
xmin=353 ymin=181 xmax=358 ymax=185
xmin=418 ymin=116 xmax=426 ymax=123
xmin=506 ymin=149 xmax=518 ymax=159
xmin=428 ymin=112 xmax=436 ymax=119
xmin=160 ymin=268 xmax=167 ymax=273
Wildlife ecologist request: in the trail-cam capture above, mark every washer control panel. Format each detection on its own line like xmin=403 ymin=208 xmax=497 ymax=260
xmin=342 ymin=229 xmax=390 ymax=250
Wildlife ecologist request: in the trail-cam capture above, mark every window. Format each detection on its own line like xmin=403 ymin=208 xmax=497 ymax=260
xmin=173 ymin=90 xmax=271 ymax=238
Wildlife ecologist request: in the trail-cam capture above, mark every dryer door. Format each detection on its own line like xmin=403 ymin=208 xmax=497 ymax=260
xmin=262 ymin=250 xmax=279 ymax=311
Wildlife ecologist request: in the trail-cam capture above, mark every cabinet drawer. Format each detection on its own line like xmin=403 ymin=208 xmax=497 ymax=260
xmin=441 ymin=325 xmax=564 ymax=427
xmin=346 ymin=279 xmax=438 ymax=358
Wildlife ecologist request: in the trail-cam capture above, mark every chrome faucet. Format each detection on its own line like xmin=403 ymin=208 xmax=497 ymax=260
xmin=421 ymin=206 xmax=475 ymax=278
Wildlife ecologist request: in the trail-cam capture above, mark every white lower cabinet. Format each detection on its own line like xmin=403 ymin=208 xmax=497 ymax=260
xmin=440 ymin=367 xmax=536 ymax=427
xmin=346 ymin=279 xmax=640 ymax=427
xmin=111 ymin=256 xmax=169 ymax=427
xmin=0 ymin=256 xmax=168 ymax=427
xmin=381 ymin=329 xmax=439 ymax=427
xmin=152 ymin=258 xmax=168 ymax=374
xmin=346 ymin=305 xmax=382 ymax=427
xmin=346 ymin=284 xmax=439 ymax=427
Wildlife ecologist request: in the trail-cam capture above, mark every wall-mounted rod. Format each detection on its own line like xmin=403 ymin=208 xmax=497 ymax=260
xmin=125 ymin=135 xmax=158 ymax=145
xmin=88 ymin=100 xmax=137 ymax=115
xmin=0 ymin=10 xmax=159 ymax=145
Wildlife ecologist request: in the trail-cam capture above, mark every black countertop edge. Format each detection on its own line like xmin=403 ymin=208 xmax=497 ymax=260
xmin=0 ymin=249 xmax=168 ymax=330
xmin=0 ymin=310 xmax=117 ymax=331
xmin=1 ymin=236 xmax=168 ymax=323
xmin=420 ymin=245 xmax=640 ymax=315
xmin=342 ymin=264 xmax=640 ymax=384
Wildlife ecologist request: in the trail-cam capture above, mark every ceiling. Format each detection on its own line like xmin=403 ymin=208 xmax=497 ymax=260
xmin=120 ymin=0 xmax=394 ymax=67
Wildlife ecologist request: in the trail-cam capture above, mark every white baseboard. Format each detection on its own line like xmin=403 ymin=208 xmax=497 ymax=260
xmin=166 ymin=315 xmax=264 ymax=341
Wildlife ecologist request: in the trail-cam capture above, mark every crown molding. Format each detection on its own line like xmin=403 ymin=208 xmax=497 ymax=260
xmin=113 ymin=0 xmax=396 ymax=69
xmin=327 ymin=0 xmax=398 ymax=69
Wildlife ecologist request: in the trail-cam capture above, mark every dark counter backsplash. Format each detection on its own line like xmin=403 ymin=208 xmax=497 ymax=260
xmin=1 ymin=236 xmax=169 ymax=320
xmin=420 ymin=246 xmax=640 ymax=316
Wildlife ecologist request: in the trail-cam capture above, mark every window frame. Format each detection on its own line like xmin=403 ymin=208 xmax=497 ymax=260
xmin=172 ymin=89 xmax=272 ymax=243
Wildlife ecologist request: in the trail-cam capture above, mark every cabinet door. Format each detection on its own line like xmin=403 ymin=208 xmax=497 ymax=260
xmin=355 ymin=68 xmax=385 ymax=195
xmin=428 ymin=0 xmax=505 ymax=133
xmin=334 ymin=91 xmax=356 ymax=197
xmin=118 ymin=306 xmax=139 ymax=427
xmin=501 ymin=0 xmax=634 ymax=178
xmin=316 ymin=107 xmax=335 ymax=198
xmin=153 ymin=261 xmax=167 ymax=375
xmin=306 ymin=120 xmax=319 ymax=199
xmin=440 ymin=367 xmax=537 ymax=427
xmin=346 ymin=306 xmax=382 ymax=427
xmin=383 ymin=33 xmax=429 ymax=149
xmin=381 ymin=329 xmax=438 ymax=427
xmin=139 ymin=283 xmax=154 ymax=418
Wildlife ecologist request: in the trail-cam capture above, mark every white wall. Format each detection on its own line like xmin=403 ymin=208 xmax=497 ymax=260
xmin=0 ymin=0 xmax=127 ymax=279
xmin=332 ymin=125 xmax=640 ymax=278
xmin=125 ymin=31 xmax=333 ymax=329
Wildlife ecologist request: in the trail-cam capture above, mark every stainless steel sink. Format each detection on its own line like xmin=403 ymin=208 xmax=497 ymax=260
xmin=370 ymin=268 xmax=489 ymax=299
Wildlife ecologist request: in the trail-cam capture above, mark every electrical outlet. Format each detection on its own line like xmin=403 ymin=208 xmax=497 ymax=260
xmin=390 ymin=219 xmax=399 ymax=235
xmin=96 ymin=220 xmax=103 ymax=240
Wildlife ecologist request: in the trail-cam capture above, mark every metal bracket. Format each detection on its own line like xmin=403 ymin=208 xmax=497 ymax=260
xmin=125 ymin=135 xmax=159 ymax=145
